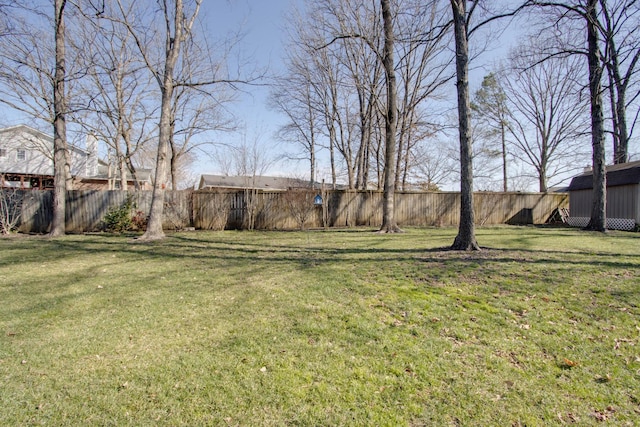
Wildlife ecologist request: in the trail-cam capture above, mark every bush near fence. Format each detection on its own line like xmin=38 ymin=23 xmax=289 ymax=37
xmin=13 ymin=189 xmax=568 ymax=233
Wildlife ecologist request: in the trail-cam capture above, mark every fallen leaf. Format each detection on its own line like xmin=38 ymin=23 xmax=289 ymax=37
xmin=563 ymin=358 xmax=578 ymax=368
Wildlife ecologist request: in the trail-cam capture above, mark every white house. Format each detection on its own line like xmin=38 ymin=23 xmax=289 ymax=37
xmin=0 ymin=124 xmax=98 ymax=189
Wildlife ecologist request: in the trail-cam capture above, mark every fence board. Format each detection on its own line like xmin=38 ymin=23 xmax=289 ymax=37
xmin=11 ymin=189 xmax=568 ymax=233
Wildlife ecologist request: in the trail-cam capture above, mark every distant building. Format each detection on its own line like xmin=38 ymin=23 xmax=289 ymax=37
xmin=566 ymin=161 xmax=640 ymax=230
xmin=198 ymin=174 xmax=316 ymax=191
xmin=0 ymin=125 xmax=152 ymax=190
xmin=75 ymin=157 xmax=153 ymax=191
xmin=0 ymin=125 xmax=95 ymax=189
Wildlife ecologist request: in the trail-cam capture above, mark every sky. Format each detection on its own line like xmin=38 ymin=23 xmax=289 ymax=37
xmin=0 ymin=1 xmax=545 ymax=189
xmin=193 ymin=0 xmax=303 ymax=179
xmin=195 ymin=1 xmax=517 ymax=182
xmin=0 ymin=0 xmax=302 ymax=182
xmin=4 ymin=1 xmax=624 ymax=190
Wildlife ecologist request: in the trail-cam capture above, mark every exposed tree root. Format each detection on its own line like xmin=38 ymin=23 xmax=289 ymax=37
xmin=450 ymin=235 xmax=481 ymax=251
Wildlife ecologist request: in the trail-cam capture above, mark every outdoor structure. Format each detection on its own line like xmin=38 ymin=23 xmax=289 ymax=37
xmin=13 ymin=189 xmax=567 ymax=233
xmin=0 ymin=124 xmax=96 ymax=189
xmin=0 ymin=124 xmax=152 ymax=190
xmin=75 ymin=159 xmax=153 ymax=191
xmin=198 ymin=174 xmax=315 ymax=191
xmin=566 ymin=161 xmax=640 ymax=230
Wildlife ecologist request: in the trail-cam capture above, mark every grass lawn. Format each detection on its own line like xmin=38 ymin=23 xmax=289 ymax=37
xmin=1 ymin=226 xmax=639 ymax=426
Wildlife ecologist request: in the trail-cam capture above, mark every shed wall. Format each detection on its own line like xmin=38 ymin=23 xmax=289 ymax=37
xmin=569 ymin=184 xmax=639 ymax=220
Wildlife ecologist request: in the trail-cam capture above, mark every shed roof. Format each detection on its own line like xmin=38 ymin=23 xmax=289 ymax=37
xmin=567 ymin=161 xmax=640 ymax=191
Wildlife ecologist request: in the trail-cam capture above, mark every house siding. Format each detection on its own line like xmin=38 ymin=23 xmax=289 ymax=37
xmin=0 ymin=135 xmax=53 ymax=176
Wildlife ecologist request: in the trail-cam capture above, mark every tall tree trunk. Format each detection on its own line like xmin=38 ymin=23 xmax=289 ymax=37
xmin=614 ymin=86 xmax=628 ymax=164
xmin=142 ymin=84 xmax=173 ymax=240
xmin=450 ymin=0 xmax=479 ymax=250
xmin=606 ymin=68 xmax=622 ymax=163
xmin=585 ymin=0 xmax=607 ymax=232
xmin=119 ymin=156 xmax=128 ymax=190
xmin=49 ymin=0 xmax=68 ymax=237
xmin=538 ymin=164 xmax=548 ymax=193
xmin=329 ymin=135 xmax=337 ymax=189
xmin=139 ymin=0 xmax=190 ymax=240
xmin=379 ymin=0 xmax=402 ymax=233
xmin=125 ymin=158 xmax=140 ymax=190
xmin=169 ymin=125 xmax=177 ymax=190
xmin=501 ymin=121 xmax=508 ymax=192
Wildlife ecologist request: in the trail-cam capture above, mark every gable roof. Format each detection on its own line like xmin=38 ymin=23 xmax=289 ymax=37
xmin=0 ymin=124 xmax=52 ymax=142
xmin=567 ymin=161 xmax=640 ymax=191
xmin=199 ymin=174 xmax=314 ymax=191
xmin=0 ymin=124 xmax=90 ymax=157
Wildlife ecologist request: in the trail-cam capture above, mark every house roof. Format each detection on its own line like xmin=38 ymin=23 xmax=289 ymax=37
xmin=199 ymin=174 xmax=315 ymax=191
xmin=0 ymin=124 xmax=91 ymax=157
xmin=567 ymin=161 xmax=640 ymax=191
xmin=0 ymin=124 xmax=52 ymax=141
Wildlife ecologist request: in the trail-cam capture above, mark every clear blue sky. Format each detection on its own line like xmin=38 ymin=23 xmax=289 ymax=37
xmin=194 ymin=0 xmax=305 ymax=178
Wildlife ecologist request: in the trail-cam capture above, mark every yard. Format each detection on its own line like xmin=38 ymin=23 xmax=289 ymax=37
xmin=1 ymin=226 xmax=639 ymax=425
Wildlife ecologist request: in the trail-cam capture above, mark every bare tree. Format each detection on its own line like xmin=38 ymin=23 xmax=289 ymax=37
xmin=0 ymin=188 xmax=23 ymax=234
xmin=0 ymin=2 xmax=78 ymax=235
xmin=394 ymin=0 xmax=453 ymax=192
xmin=168 ymin=85 xmax=234 ymax=189
xmin=599 ymin=0 xmax=640 ymax=164
xmin=314 ymin=0 xmax=384 ymax=191
xmin=76 ymin=5 xmax=157 ymax=190
xmin=504 ymin=42 xmax=590 ymax=192
xmin=117 ymin=0 xmax=201 ymax=241
xmin=213 ymin=127 xmax=277 ymax=230
xmin=410 ymin=141 xmax=457 ymax=190
xmin=92 ymin=0 xmax=254 ymax=240
xmin=531 ymin=0 xmax=609 ymax=231
xmin=449 ymin=0 xmax=531 ymax=249
xmin=167 ymin=22 xmax=239 ymax=190
xmin=283 ymin=188 xmax=316 ymax=230
xmin=378 ymin=0 xmax=402 ymax=233
xmin=270 ymin=72 xmax=320 ymax=185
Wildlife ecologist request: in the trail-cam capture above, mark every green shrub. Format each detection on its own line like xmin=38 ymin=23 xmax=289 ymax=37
xmin=102 ymin=196 xmax=135 ymax=233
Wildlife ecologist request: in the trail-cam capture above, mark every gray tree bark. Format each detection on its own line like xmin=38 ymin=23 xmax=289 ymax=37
xmin=585 ymin=0 xmax=607 ymax=232
xmin=379 ymin=0 xmax=402 ymax=233
xmin=450 ymin=0 xmax=479 ymax=250
xmin=50 ymin=0 xmax=68 ymax=237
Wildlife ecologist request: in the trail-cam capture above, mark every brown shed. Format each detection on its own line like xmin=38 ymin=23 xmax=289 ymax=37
xmin=566 ymin=161 xmax=640 ymax=230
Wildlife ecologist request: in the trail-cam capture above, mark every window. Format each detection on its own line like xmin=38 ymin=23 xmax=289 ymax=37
xmin=0 ymin=148 xmax=6 ymax=157
xmin=17 ymin=149 xmax=26 ymax=161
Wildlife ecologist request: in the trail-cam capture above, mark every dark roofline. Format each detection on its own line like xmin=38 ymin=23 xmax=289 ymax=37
xmin=567 ymin=161 xmax=640 ymax=191
xmin=199 ymin=174 xmax=317 ymax=191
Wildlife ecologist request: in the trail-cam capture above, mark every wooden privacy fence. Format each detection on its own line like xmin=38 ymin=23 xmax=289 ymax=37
xmin=15 ymin=190 xmax=192 ymax=233
xmin=12 ymin=189 xmax=567 ymax=233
